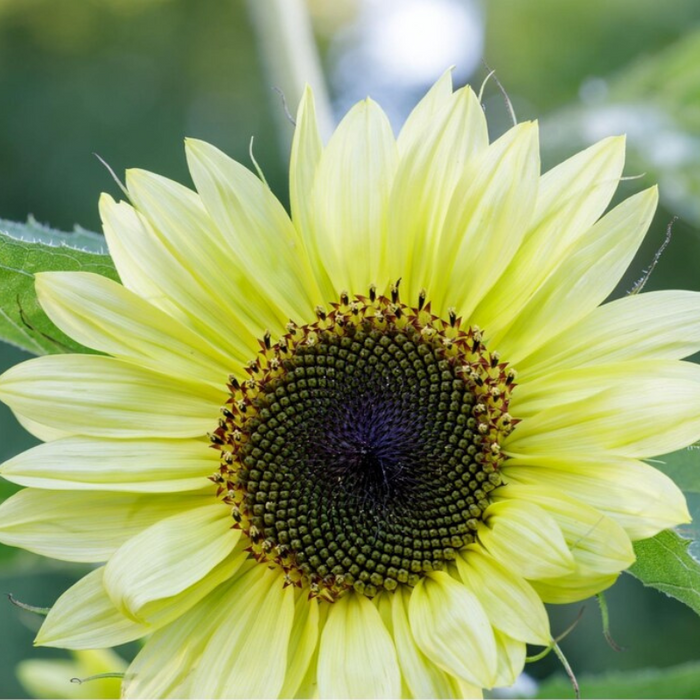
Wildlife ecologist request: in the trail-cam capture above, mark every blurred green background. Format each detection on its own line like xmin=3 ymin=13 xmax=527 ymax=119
xmin=2 ymin=0 xmax=700 ymax=697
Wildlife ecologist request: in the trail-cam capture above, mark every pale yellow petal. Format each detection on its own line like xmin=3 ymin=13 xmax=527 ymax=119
xmin=478 ymin=499 xmax=575 ymax=579
xmin=473 ymin=136 xmax=625 ymax=338
xmin=391 ymin=586 xmax=463 ymax=699
xmin=502 ymin=454 xmax=690 ymax=540
xmin=122 ymin=564 xmax=256 ymax=699
xmin=388 ymin=84 xmax=488 ymax=303
xmin=279 ymin=594 xmax=321 ymax=699
xmin=496 ymin=186 xmax=658 ymax=363
xmin=36 ymin=567 xmax=150 ymax=649
xmin=100 ymin=194 xmax=254 ymax=363
xmin=103 ymin=503 xmax=238 ymax=620
xmin=290 ymin=86 xmax=334 ymax=298
xmin=13 ymin=413 xmax=73 ymax=442
xmin=0 ymin=354 xmax=223 ymax=439
xmin=492 ymin=630 xmax=526 ymax=689
xmin=126 ymin=167 xmax=292 ymax=348
xmin=519 ymin=290 xmax=700 ymax=381
xmin=310 ymin=98 xmax=399 ymax=293
xmin=431 ymin=122 xmax=540 ymax=317
xmin=493 ymin=485 xmax=635 ymax=575
xmin=530 ymin=572 xmax=619 ymax=604
xmin=185 ymin=138 xmax=320 ymax=323
xmin=318 ymin=591 xmax=400 ymax=699
xmin=0 ymin=437 xmax=217 ymax=492
xmin=0 ymin=489 xmax=209 ymax=562
xmin=35 ymin=271 xmax=235 ymax=388
xmin=191 ymin=566 xmax=295 ymax=699
xmin=409 ymin=571 xmax=497 ymax=688
xmin=456 ymin=547 xmax=550 ymax=645
xmin=397 ymin=68 xmax=454 ymax=154
xmin=505 ymin=369 xmax=700 ymax=459
xmin=511 ymin=360 xmax=699 ymax=418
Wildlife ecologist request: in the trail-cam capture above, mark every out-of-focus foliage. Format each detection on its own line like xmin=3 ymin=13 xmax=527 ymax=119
xmin=543 ymin=30 xmax=700 ymax=228
xmin=0 ymin=0 xmax=287 ymax=234
xmin=484 ymin=0 xmax=700 ymax=113
xmin=654 ymin=448 xmax=700 ymax=493
xmin=535 ymin=661 xmax=700 ymax=699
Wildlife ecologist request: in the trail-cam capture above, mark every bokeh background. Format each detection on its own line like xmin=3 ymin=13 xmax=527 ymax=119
xmin=1 ymin=0 xmax=700 ymax=697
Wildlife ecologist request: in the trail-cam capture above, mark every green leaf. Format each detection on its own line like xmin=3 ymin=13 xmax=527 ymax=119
xmin=0 ymin=215 xmax=109 ymax=254
xmin=650 ymin=448 xmax=700 ymax=493
xmin=0 ymin=219 xmax=118 ymax=356
xmin=536 ymin=661 xmax=700 ymax=699
xmin=628 ymin=529 xmax=700 ymax=617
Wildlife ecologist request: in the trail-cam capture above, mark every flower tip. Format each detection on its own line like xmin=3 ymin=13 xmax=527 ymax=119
xmin=98 ymin=191 xmax=118 ymax=216
xmin=184 ymin=136 xmax=207 ymax=156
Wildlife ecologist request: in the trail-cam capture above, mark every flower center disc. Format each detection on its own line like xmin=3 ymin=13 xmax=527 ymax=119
xmin=211 ymin=289 xmax=516 ymax=599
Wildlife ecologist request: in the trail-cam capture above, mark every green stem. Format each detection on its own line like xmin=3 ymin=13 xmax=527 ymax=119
xmin=246 ymin=0 xmax=334 ymax=157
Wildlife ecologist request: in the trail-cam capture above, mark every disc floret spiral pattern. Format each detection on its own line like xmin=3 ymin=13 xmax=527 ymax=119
xmin=210 ymin=286 xmax=517 ymax=600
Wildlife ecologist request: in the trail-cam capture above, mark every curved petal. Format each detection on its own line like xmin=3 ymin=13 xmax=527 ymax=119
xmin=456 ymin=547 xmax=550 ymax=645
xmin=191 ymin=566 xmax=295 ymax=699
xmin=511 ymin=360 xmax=699 ymax=418
xmin=409 ymin=571 xmax=497 ymax=688
xmin=185 ymin=139 xmax=321 ymax=323
xmin=387 ymin=84 xmax=488 ymax=303
xmin=290 ymin=86 xmax=334 ymax=298
xmin=519 ymin=290 xmax=700 ymax=381
xmin=497 ymin=186 xmax=658 ymax=363
xmin=492 ymin=630 xmax=526 ymax=689
xmin=100 ymin=194 xmax=255 ymax=363
xmin=310 ymin=98 xmax=399 ymax=293
xmin=0 ymin=355 xmax=223 ymax=439
xmin=505 ymin=368 xmax=700 ymax=459
xmin=122 ymin=563 xmax=256 ymax=699
xmin=473 ymin=136 xmax=625 ymax=338
xmin=502 ymin=454 xmax=690 ymax=540
xmin=0 ymin=489 xmax=210 ymax=562
xmin=279 ymin=594 xmax=321 ymax=699
xmin=0 ymin=436 xmax=217 ymax=493
xmin=103 ymin=503 xmax=238 ymax=620
xmin=318 ymin=591 xmax=400 ymax=699
xmin=432 ymin=122 xmax=540 ymax=317
xmin=14 ymin=413 xmax=72 ymax=442
xmin=493 ymin=485 xmax=635 ymax=575
xmin=37 ymin=567 xmax=150 ymax=649
xmin=530 ymin=571 xmax=619 ymax=604
xmin=391 ymin=586 xmax=463 ymax=699
xmin=397 ymin=68 xmax=454 ymax=154
xmin=36 ymin=271 xmax=236 ymax=388
xmin=478 ymin=499 xmax=574 ymax=579
xmin=126 ymin=167 xmax=293 ymax=347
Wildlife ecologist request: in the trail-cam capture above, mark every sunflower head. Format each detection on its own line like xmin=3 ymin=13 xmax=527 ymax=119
xmin=211 ymin=289 xmax=515 ymax=600
xmin=0 ymin=72 xmax=696 ymax=699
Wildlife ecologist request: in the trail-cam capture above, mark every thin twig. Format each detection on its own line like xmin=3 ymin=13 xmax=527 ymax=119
xmin=553 ymin=643 xmax=580 ymax=699
xmin=6 ymin=593 xmax=50 ymax=616
xmin=628 ymin=217 xmax=676 ymax=295
xmin=481 ymin=61 xmax=517 ymax=126
xmin=71 ymin=673 xmax=125 ymax=685
xmin=597 ymin=592 xmax=624 ymax=651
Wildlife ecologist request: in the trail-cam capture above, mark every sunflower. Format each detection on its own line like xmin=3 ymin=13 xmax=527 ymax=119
xmin=0 ymin=72 xmax=698 ymax=699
